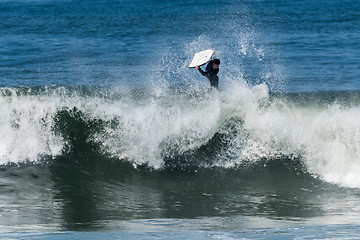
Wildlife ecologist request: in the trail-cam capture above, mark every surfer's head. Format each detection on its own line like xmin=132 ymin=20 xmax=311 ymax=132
xmin=213 ymin=59 xmax=220 ymax=69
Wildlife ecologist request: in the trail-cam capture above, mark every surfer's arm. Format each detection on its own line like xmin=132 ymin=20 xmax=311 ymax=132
xmin=197 ymin=66 xmax=208 ymax=76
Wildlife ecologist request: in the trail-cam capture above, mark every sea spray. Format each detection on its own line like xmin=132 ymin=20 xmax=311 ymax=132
xmin=228 ymin=86 xmax=360 ymax=188
xmin=0 ymin=88 xmax=64 ymax=164
xmin=1 ymin=85 xmax=360 ymax=188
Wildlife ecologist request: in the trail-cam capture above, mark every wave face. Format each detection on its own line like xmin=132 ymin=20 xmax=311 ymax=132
xmin=1 ymin=84 xmax=360 ymax=189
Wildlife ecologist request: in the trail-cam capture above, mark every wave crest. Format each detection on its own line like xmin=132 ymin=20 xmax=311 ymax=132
xmin=1 ymin=85 xmax=360 ymax=188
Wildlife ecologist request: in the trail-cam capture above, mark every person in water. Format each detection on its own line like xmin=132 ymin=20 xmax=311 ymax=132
xmin=196 ymin=58 xmax=221 ymax=89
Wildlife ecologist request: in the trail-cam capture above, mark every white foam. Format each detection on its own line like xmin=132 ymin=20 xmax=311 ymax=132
xmin=96 ymin=89 xmax=223 ymax=169
xmin=2 ymin=85 xmax=360 ymax=188
xmin=218 ymin=84 xmax=360 ymax=188
xmin=0 ymin=88 xmax=64 ymax=164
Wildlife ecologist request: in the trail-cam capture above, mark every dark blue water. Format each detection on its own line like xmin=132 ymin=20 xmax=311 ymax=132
xmin=1 ymin=0 xmax=360 ymax=239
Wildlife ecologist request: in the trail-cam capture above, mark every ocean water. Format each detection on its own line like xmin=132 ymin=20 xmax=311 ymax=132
xmin=1 ymin=0 xmax=360 ymax=239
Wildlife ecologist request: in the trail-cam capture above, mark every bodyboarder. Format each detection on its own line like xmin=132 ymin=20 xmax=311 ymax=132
xmin=196 ymin=58 xmax=221 ymax=89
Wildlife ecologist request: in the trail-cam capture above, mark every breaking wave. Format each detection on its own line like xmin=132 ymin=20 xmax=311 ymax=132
xmin=1 ymin=83 xmax=360 ymax=188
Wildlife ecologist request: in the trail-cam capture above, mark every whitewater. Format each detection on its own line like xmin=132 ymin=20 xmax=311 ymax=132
xmin=2 ymin=0 xmax=360 ymax=238
xmin=1 ymin=82 xmax=360 ymax=189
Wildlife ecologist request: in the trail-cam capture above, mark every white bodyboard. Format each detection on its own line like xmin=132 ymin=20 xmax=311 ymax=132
xmin=188 ymin=49 xmax=214 ymax=68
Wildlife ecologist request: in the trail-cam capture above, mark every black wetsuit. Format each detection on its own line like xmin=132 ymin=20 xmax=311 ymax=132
xmin=198 ymin=60 xmax=219 ymax=88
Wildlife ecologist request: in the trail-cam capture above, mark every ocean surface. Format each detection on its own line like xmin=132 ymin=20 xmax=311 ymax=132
xmin=1 ymin=0 xmax=360 ymax=239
